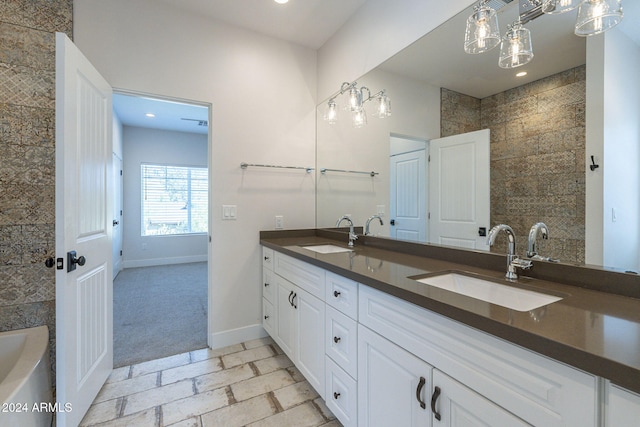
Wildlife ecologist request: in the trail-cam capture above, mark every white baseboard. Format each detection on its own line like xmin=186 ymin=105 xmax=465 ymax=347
xmin=123 ymin=254 xmax=207 ymax=269
xmin=208 ymin=324 xmax=268 ymax=350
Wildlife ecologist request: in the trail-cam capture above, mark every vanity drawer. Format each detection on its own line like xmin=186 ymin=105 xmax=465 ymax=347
xmin=325 ymin=271 xmax=358 ymax=319
xmin=262 ymin=269 xmax=275 ymax=304
xmin=262 ymin=298 xmax=275 ymax=338
xmin=325 ymin=305 xmax=357 ymax=379
xmin=262 ymin=247 xmax=274 ymax=269
xmin=274 ymin=252 xmax=325 ymax=300
xmin=325 ymin=356 xmax=357 ymax=427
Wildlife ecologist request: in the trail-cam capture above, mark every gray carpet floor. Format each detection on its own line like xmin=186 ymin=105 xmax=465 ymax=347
xmin=113 ymin=262 xmax=208 ymax=368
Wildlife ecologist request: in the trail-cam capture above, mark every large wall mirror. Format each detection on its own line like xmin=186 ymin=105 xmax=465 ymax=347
xmin=316 ymin=1 xmax=640 ymax=273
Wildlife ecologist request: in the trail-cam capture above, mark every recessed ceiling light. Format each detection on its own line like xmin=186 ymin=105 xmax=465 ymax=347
xmin=516 ymin=71 xmax=528 ymax=77
xmin=145 ymin=113 xmax=156 ymax=118
xmin=274 ymin=0 xmax=289 ymax=4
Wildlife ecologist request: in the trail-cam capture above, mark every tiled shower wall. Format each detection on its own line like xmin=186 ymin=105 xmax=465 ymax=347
xmin=441 ymin=66 xmax=586 ymax=264
xmin=0 ymin=0 xmax=73 ymax=373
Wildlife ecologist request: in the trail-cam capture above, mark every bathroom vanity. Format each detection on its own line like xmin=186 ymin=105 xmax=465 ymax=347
xmin=260 ymin=229 xmax=640 ymax=427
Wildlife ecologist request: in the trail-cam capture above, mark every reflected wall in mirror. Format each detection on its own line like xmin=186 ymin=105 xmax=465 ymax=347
xmin=316 ymin=1 xmax=640 ymax=273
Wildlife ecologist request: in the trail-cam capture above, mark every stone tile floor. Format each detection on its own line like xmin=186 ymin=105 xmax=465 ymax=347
xmin=80 ymin=337 xmax=342 ymax=427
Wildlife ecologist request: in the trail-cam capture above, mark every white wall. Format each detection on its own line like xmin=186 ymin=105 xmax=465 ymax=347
xmin=602 ymin=30 xmax=640 ymax=272
xmin=317 ymin=0 xmax=474 ymax=100
xmin=122 ymin=126 xmax=208 ymax=268
xmin=75 ymin=0 xmax=317 ymax=347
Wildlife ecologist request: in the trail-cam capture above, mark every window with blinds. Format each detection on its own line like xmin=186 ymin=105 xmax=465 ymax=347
xmin=141 ymin=164 xmax=208 ymax=236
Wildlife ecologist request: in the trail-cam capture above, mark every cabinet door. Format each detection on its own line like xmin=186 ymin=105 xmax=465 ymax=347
xmin=606 ymin=383 xmax=640 ymax=426
xmin=431 ymin=370 xmax=529 ymax=427
xmin=358 ymin=325 xmax=432 ymax=427
xmin=275 ymin=275 xmax=297 ymax=360
xmin=295 ymin=287 xmax=325 ymax=397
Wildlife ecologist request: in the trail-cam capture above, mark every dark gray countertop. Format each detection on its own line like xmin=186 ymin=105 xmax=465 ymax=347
xmin=260 ymin=229 xmax=640 ymax=394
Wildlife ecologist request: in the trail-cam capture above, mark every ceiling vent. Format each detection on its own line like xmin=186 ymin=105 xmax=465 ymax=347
xmin=181 ymin=118 xmax=209 ymax=127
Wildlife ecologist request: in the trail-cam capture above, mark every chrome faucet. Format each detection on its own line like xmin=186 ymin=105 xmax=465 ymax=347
xmin=487 ymin=224 xmax=532 ymax=280
xmin=527 ymin=222 xmax=559 ymax=262
xmin=365 ymin=214 xmax=384 ymax=235
xmin=336 ymin=215 xmax=358 ymax=247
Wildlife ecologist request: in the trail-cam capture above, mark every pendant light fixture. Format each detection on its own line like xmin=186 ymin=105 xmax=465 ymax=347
xmin=542 ymin=0 xmax=581 ymax=14
xmin=322 ymin=82 xmax=390 ymax=128
xmin=464 ymin=0 xmax=501 ymax=54
xmin=498 ymin=19 xmax=534 ymax=69
xmin=464 ymin=0 xmax=624 ymax=68
xmin=575 ymin=0 xmax=624 ymax=36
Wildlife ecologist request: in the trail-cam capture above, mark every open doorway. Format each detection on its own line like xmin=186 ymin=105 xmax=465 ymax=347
xmin=111 ymin=92 xmax=210 ymax=367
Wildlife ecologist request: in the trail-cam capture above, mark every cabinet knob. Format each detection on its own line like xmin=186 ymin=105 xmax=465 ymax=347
xmin=333 ymin=392 xmax=341 ymax=400
xmin=264 ymin=256 xmax=270 ymax=261
xmin=264 ymin=315 xmax=269 ymax=320
xmin=333 ymin=336 xmax=341 ymax=343
xmin=333 ymin=290 xmax=341 ymax=298
xmin=264 ymin=282 xmax=270 ymax=287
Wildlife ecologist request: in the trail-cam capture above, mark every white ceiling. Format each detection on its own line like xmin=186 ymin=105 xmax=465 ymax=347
xmin=114 ymin=0 xmax=640 ymax=131
xmin=156 ymin=0 xmax=369 ymax=49
xmin=113 ymin=0 xmax=369 ymax=135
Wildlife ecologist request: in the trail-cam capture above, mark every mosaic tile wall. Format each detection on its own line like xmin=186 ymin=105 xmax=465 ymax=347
xmin=0 ymin=0 xmax=74 ymax=377
xmin=441 ymin=66 xmax=586 ymax=264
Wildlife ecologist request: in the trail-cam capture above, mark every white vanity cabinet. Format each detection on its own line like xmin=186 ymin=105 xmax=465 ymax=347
xmin=358 ymin=324 xmax=432 ymax=427
xmin=263 ymin=249 xmax=327 ymax=397
xmin=261 ymin=246 xmax=606 ymax=426
xmin=359 ymin=285 xmax=598 ymax=427
xmin=605 ymin=383 xmax=640 ymax=426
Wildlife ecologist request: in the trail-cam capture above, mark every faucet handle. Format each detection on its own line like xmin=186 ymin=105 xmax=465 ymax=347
xmin=511 ymin=257 xmax=533 ymax=270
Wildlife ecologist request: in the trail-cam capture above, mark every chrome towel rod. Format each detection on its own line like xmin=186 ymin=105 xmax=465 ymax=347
xmin=320 ymin=168 xmax=379 ymax=177
xmin=240 ymin=162 xmax=314 ymax=173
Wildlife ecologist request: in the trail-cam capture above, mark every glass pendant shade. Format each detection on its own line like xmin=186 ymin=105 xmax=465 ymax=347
xmin=347 ymin=87 xmax=363 ymax=112
xmin=575 ymin=0 xmax=624 ymax=36
xmin=464 ymin=2 xmax=501 ymax=54
xmin=542 ymin=0 xmax=581 ymax=14
xmin=324 ymin=99 xmax=338 ymax=124
xmin=372 ymin=93 xmax=391 ymax=119
xmin=352 ymin=109 xmax=367 ymax=128
xmin=498 ymin=21 xmax=534 ymax=69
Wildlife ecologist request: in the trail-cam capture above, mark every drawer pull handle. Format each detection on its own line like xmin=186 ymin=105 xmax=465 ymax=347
xmin=292 ymin=292 xmax=297 ymax=309
xmin=431 ymin=386 xmax=441 ymax=421
xmin=288 ymin=291 xmax=294 ymax=307
xmin=333 ymin=392 xmax=341 ymax=400
xmin=416 ymin=376 xmax=427 ymax=410
xmin=333 ymin=336 xmax=341 ymax=343
xmin=333 ymin=290 xmax=341 ymax=298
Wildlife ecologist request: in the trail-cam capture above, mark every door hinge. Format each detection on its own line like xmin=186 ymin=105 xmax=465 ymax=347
xmin=120 ymin=170 xmax=123 ymax=176
xmin=428 ymin=212 xmax=431 ymax=219
xmin=428 ymin=155 xmax=431 ymax=162
xmin=120 ymin=250 xmax=123 ymax=256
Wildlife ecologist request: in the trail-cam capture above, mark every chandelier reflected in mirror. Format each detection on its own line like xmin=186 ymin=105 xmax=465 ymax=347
xmin=323 ymin=82 xmax=391 ymax=128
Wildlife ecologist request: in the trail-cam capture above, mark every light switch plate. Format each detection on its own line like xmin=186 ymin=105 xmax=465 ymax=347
xmin=275 ymin=215 xmax=284 ymax=229
xmin=222 ymin=205 xmax=237 ymax=220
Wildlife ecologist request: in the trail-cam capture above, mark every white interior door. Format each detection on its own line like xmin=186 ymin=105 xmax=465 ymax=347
xmin=390 ymin=149 xmax=427 ymax=242
xmin=55 ymin=32 xmax=113 ymax=427
xmin=429 ymin=129 xmax=490 ymax=250
xmin=112 ymin=153 xmax=123 ymax=278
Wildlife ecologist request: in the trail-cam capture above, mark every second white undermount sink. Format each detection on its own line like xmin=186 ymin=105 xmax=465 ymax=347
xmin=301 ymin=244 xmax=353 ymax=254
xmin=414 ymin=273 xmax=562 ymax=312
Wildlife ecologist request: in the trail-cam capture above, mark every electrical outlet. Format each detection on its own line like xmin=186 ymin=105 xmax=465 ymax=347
xmin=377 ymin=205 xmax=385 ymax=216
xmin=275 ymin=215 xmax=284 ymax=229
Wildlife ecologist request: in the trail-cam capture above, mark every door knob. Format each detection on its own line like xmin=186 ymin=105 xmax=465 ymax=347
xmin=113 ymin=219 xmax=119 ymax=226
xmin=67 ymin=250 xmax=86 ymax=272
xmin=390 ymin=219 xmax=396 ymax=226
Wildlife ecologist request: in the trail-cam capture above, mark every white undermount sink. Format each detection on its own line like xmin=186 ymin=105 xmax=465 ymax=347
xmin=301 ymin=244 xmax=353 ymax=254
xmin=414 ymin=273 xmax=562 ymax=312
